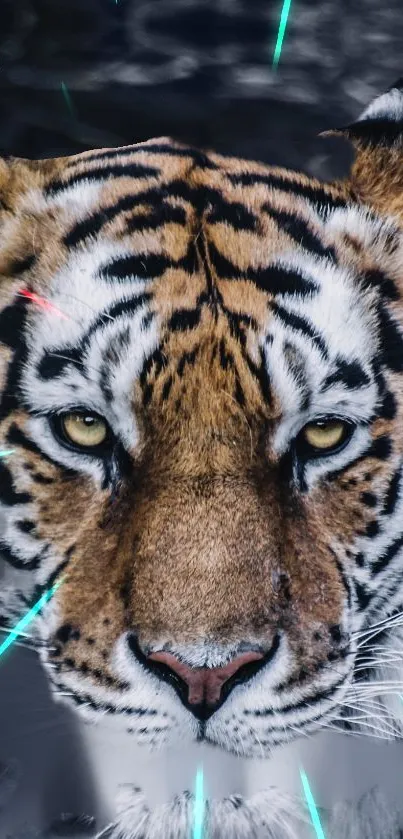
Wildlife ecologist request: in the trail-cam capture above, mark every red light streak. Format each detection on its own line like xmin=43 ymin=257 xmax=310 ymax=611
xmin=19 ymin=290 xmax=69 ymax=320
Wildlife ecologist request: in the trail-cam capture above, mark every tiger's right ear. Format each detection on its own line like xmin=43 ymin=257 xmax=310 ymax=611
xmin=323 ymin=79 xmax=403 ymax=223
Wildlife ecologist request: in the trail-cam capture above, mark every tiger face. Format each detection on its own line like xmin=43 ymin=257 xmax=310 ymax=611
xmin=2 ymin=82 xmax=403 ymax=759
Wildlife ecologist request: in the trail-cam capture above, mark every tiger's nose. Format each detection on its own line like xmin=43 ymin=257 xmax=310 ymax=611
xmin=128 ymin=635 xmax=276 ymax=721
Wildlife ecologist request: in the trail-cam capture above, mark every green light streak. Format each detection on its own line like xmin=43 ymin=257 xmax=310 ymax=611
xmin=0 ymin=580 xmax=63 ymax=659
xmin=300 ymin=768 xmax=326 ymax=839
xmin=193 ymin=766 xmax=205 ymax=839
xmin=0 ymin=449 xmax=16 ymax=459
xmin=61 ymin=82 xmax=76 ymax=119
xmin=273 ymin=0 xmax=293 ymax=68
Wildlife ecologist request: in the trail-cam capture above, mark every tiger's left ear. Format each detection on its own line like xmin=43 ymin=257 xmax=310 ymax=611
xmin=324 ymin=79 xmax=403 ymax=222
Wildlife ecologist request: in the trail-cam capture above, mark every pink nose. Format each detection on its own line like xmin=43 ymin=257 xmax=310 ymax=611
xmin=147 ymin=650 xmax=265 ymax=707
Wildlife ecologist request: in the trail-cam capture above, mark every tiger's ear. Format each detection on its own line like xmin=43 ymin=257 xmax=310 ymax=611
xmin=323 ymin=79 xmax=403 ymax=222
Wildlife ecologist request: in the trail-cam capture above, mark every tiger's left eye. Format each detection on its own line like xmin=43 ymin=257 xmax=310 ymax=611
xmin=50 ymin=410 xmax=111 ymax=453
xmin=62 ymin=413 xmax=108 ymax=448
xmin=298 ymin=419 xmax=353 ymax=457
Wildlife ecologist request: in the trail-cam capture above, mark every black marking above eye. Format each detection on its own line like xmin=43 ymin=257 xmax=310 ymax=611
xmin=100 ymin=253 xmax=172 ymax=282
xmin=271 ymin=303 xmax=328 ymax=358
xmin=321 ymin=358 xmax=371 ymax=391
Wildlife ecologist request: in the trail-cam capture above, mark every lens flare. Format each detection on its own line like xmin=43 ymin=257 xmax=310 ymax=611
xmin=0 ymin=580 xmax=63 ymax=659
xmin=273 ymin=0 xmax=293 ymax=68
xmin=0 ymin=449 xmax=15 ymax=459
xmin=193 ymin=766 xmax=205 ymax=839
xmin=300 ymin=768 xmax=327 ymax=839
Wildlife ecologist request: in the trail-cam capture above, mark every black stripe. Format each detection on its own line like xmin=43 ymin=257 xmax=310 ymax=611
xmin=378 ymin=390 xmax=397 ymax=420
xmin=249 ymin=264 xmax=318 ymax=297
xmin=360 ymin=491 xmax=377 ymax=508
xmin=326 ymin=435 xmax=392 ymax=482
xmin=29 ymin=472 xmax=54 ymax=485
xmin=126 ymin=204 xmax=187 ymax=233
xmin=0 ymin=298 xmax=27 ymax=350
xmin=64 ymin=194 xmax=187 ymax=248
xmin=371 ymin=531 xmax=403 ymax=576
xmin=17 ymin=519 xmax=36 ymax=534
xmin=6 ymin=425 xmax=78 ymax=476
xmin=271 ymin=302 xmax=328 ymax=357
xmin=245 ymin=347 xmax=272 ymax=406
xmin=222 ymin=307 xmax=258 ymax=349
xmin=246 ymin=674 xmax=348 ymax=716
xmin=0 ymin=460 xmax=32 ymax=506
xmin=218 ymin=338 xmax=234 ymax=371
xmin=67 ymin=144 xmax=217 ymax=169
xmin=37 ymin=293 xmax=152 ymax=380
xmin=161 ymin=375 xmax=173 ymax=402
xmin=321 ymin=359 xmax=371 ymax=391
xmin=139 ymin=347 xmax=168 ymax=388
xmin=60 ymin=689 xmax=160 ymax=717
xmin=177 ymin=347 xmax=199 ymax=377
xmin=382 ymin=467 xmax=401 ymax=517
xmin=208 ymin=241 xmax=318 ymax=297
xmin=330 ymin=550 xmax=352 ymax=608
xmin=0 ymin=299 xmax=29 ymax=420
xmin=28 ymin=552 xmax=73 ymax=607
xmin=378 ymin=304 xmax=403 ymax=372
xmin=100 ymin=253 xmax=172 ymax=282
xmin=45 ymin=162 xmax=159 ymax=196
xmin=207 ymin=201 xmax=258 ymax=231
xmin=228 ymin=172 xmax=347 ymax=209
xmin=6 ymin=254 xmax=36 ymax=277
xmin=262 ymin=205 xmax=336 ymax=259
xmin=353 ymin=579 xmax=372 ymax=611
xmin=361 ymin=269 xmax=399 ymax=303
xmin=37 ymin=346 xmax=83 ymax=380
xmin=168 ymin=307 xmax=201 ymax=333
xmin=0 ymin=542 xmax=45 ymax=571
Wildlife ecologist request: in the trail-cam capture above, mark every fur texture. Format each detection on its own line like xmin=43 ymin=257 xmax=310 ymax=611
xmin=2 ymin=81 xmax=403 ymax=834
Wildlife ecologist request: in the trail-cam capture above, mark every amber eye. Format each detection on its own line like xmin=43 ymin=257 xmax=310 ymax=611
xmin=300 ymin=419 xmax=352 ymax=455
xmin=60 ymin=413 xmax=108 ymax=449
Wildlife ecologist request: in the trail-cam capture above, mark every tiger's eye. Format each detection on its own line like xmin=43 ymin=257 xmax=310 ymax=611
xmin=302 ymin=420 xmax=347 ymax=452
xmin=62 ymin=414 xmax=107 ymax=448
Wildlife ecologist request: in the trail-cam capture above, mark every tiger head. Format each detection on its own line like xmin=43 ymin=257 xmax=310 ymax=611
xmin=1 ymin=81 xmax=403 ymax=758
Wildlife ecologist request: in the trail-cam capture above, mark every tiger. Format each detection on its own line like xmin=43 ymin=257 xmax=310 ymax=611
xmin=1 ymin=77 xmax=403 ymax=799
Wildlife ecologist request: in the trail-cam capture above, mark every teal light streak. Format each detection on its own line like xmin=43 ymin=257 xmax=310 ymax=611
xmin=0 ymin=580 xmax=62 ymax=659
xmin=272 ymin=0 xmax=293 ymax=68
xmin=193 ymin=766 xmax=205 ymax=839
xmin=0 ymin=449 xmax=15 ymax=459
xmin=300 ymin=768 xmax=326 ymax=839
xmin=61 ymin=82 xmax=76 ymax=119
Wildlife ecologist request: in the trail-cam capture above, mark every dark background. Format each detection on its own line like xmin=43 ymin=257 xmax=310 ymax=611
xmin=1 ymin=0 xmax=401 ymax=178
xmin=1 ymin=2 xmax=403 ymax=837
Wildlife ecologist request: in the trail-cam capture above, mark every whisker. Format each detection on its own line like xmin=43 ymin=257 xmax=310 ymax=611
xmin=54 ymin=292 xmax=116 ymax=323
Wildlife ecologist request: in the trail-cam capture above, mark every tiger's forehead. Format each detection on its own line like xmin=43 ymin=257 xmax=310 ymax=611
xmin=6 ymin=139 xmax=388 ymax=444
